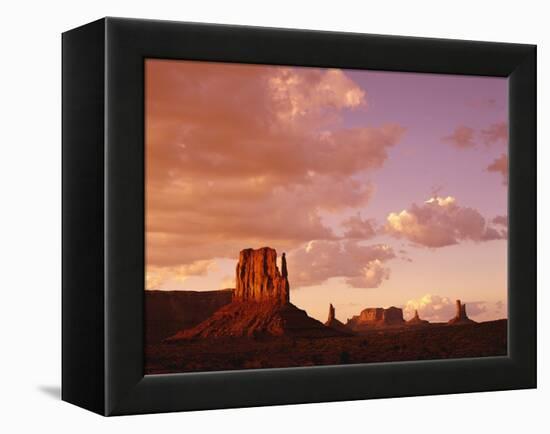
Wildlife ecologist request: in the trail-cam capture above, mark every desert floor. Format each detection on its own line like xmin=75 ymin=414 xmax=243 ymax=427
xmin=145 ymin=319 xmax=507 ymax=375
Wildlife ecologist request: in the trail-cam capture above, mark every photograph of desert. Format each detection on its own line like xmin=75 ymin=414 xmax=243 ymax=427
xmin=145 ymin=59 xmax=508 ymax=375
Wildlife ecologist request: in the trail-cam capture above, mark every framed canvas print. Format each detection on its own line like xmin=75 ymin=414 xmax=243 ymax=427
xmin=62 ymin=17 xmax=536 ymax=416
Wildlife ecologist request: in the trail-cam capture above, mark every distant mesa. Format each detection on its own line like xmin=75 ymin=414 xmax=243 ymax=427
xmin=346 ymin=306 xmax=405 ymax=331
xmin=447 ymin=299 xmax=476 ymax=325
xmin=325 ymin=303 xmax=354 ymax=335
xmin=345 ymin=299 xmax=478 ymax=331
xmin=406 ymin=309 xmax=430 ymax=326
xmin=166 ymin=247 xmax=346 ymax=341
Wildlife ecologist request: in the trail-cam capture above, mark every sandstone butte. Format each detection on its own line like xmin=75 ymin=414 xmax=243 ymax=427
xmin=447 ymin=299 xmax=476 ymax=325
xmin=406 ymin=309 xmax=430 ymax=326
xmin=346 ymin=306 xmax=406 ymax=331
xmin=162 ymin=248 xmax=477 ymax=341
xmin=234 ymin=247 xmax=290 ymax=304
xmin=166 ymin=247 xmax=346 ymax=340
xmin=324 ymin=303 xmax=354 ymax=335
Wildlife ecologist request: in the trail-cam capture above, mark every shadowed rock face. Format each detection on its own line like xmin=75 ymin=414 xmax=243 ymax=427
xmin=145 ymin=289 xmax=233 ymax=344
xmin=234 ymin=247 xmax=289 ymax=304
xmin=167 ymin=301 xmax=344 ymax=340
xmin=448 ymin=300 xmax=476 ymax=325
xmin=327 ymin=303 xmax=336 ymax=323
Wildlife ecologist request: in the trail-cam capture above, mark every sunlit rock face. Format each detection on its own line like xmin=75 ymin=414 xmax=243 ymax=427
xmin=234 ymin=247 xmax=290 ymax=304
xmin=359 ymin=307 xmax=385 ymax=322
xmin=166 ymin=247 xmax=346 ymax=340
xmin=346 ymin=306 xmax=405 ymax=330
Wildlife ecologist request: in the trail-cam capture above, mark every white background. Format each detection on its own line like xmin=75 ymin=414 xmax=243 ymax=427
xmin=0 ymin=0 xmax=546 ymax=432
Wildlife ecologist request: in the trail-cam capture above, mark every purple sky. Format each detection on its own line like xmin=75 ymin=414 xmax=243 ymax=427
xmin=146 ymin=60 xmax=508 ymax=324
xmin=345 ymin=70 xmax=507 ymax=221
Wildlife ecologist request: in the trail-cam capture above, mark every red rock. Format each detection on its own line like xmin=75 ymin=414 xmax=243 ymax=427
xmin=448 ymin=299 xmax=476 ymax=325
xmin=407 ymin=309 xmax=430 ymax=326
xmin=327 ymin=303 xmax=336 ymax=323
xmin=234 ymin=247 xmax=289 ymax=304
xmin=346 ymin=306 xmax=405 ymax=330
xmin=167 ymin=247 xmax=343 ymax=340
xmin=145 ymin=289 xmax=233 ymax=344
xmin=167 ymin=301 xmax=345 ymax=340
xmin=324 ymin=303 xmax=354 ymax=335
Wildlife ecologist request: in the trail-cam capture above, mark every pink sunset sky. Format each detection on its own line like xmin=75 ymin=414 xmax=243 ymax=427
xmin=145 ymin=59 xmax=508 ymax=324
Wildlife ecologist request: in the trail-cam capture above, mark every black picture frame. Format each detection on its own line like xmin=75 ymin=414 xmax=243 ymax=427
xmin=62 ymin=17 xmax=536 ymax=416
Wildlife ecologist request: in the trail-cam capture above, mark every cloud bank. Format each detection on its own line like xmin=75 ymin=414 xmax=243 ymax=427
xmin=341 ymin=214 xmax=378 ymax=239
xmin=288 ymin=240 xmax=395 ymax=289
xmin=146 ymin=260 xmax=214 ymax=290
xmin=385 ymin=196 xmax=506 ymax=248
xmin=146 ymin=60 xmax=405 ymax=285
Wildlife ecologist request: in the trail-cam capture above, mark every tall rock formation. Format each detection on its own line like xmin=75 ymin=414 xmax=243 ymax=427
xmin=324 ymin=303 xmax=353 ymax=335
xmin=167 ymin=247 xmax=344 ymax=340
xmin=448 ymin=299 xmax=476 ymax=325
xmin=327 ymin=303 xmax=336 ymax=323
xmin=234 ymin=247 xmax=289 ymax=304
xmin=407 ymin=309 xmax=430 ymax=326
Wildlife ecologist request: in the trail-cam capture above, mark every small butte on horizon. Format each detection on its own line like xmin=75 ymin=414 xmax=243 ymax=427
xmin=145 ymin=246 xmax=507 ymax=324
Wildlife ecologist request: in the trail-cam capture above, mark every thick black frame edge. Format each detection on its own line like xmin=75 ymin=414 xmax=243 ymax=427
xmin=508 ymin=46 xmax=537 ymax=388
xmin=62 ymin=18 xmax=107 ymax=415
xmin=96 ymin=17 xmax=536 ymax=416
